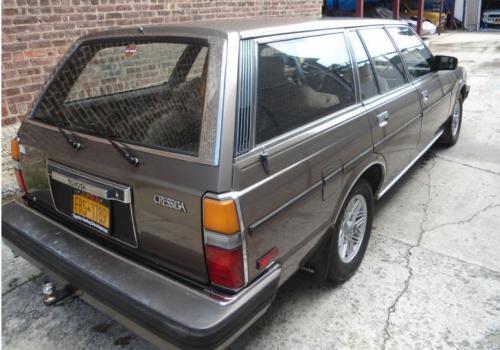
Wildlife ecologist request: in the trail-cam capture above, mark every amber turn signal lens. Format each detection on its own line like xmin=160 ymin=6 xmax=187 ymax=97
xmin=203 ymin=198 xmax=240 ymax=235
xmin=11 ymin=138 xmax=20 ymax=161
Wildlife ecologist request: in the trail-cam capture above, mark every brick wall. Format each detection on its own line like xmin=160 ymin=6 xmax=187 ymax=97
xmin=2 ymin=0 xmax=322 ymax=126
xmin=1 ymin=0 xmax=321 ymax=198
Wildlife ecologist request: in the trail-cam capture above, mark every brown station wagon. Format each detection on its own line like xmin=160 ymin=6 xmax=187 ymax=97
xmin=3 ymin=18 xmax=469 ymax=349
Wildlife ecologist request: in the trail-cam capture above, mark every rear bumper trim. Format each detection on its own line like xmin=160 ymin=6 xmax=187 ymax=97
xmin=2 ymin=200 xmax=280 ymax=349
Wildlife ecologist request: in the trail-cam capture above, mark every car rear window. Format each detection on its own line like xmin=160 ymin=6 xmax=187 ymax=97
xmin=31 ymin=38 xmax=219 ymax=159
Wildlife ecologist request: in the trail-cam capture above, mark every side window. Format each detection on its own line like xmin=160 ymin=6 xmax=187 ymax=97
xmin=387 ymin=26 xmax=432 ymax=79
xmin=255 ymin=33 xmax=356 ymax=144
xmin=359 ymin=28 xmax=407 ymax=93
xmin=349 ymin=31 xmax=379 ymax=100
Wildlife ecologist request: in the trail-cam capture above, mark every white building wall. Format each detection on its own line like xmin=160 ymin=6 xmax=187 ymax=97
xmin=464 ymin=0 xmax=482 ymax=30
xmin=454 ymin=0 xmax=465 ymax=21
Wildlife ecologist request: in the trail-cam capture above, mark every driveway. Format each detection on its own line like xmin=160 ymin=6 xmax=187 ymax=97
xmin=2 ymin=32 xmax=500 ymax=350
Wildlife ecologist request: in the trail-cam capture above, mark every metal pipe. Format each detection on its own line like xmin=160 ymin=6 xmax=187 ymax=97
xmin=416 ymin=0 xmax=425 ymax=36
xmin=356 ymin=0 xmax=364 ymax=17
xmin=392 ymin=0 xmax=400 ymax=20
xmin=438 ymin=0 xmax=445 ymax=34
xmin=449 ymin=0 xmax=456 ymax=29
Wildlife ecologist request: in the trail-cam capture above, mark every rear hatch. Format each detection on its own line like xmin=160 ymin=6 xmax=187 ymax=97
xmin=16 ymin=29 xmax=227 ymax=284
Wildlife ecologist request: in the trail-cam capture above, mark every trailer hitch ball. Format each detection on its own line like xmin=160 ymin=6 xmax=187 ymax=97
xmin=42 ymin=281 xmax=57 ymax=306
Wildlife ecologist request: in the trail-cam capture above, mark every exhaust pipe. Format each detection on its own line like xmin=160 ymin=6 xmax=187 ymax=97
xmin=42 ymin=279 xmax=77 ymax=306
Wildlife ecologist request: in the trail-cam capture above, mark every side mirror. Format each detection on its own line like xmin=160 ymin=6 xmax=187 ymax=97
xmin=433 ymin=55 xmax=458 ymax=71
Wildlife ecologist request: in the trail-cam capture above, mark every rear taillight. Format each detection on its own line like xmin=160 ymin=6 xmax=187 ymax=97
xmin=203 ymin=197 xmax=245 ymax=290
xmin=11 ymin=138 xmax=28 ymax=194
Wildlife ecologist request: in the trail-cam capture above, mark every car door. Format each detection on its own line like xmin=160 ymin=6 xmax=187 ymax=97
xmin=386 ymin=25 xmax=449 ymax=150
xmin=355 ymin=27 xmax=422 ymax=182
xmin=232 ymin=31 xmax=374 ymax=283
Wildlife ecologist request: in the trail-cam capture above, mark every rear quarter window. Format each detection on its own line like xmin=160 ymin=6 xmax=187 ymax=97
xmin=255 ymin=33 xmax=356 ymax=144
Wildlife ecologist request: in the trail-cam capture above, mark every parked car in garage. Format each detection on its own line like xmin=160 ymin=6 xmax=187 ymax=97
xmin=400 ymin=0 xmax=448 ymax=28
xmin=3 ymin=18 xmax=469 ymax=349
xmin=482 ymin=0 xmax=500 ymax=27
xmin=407 ymin=16 xmax=438 ymax=35
xmin=364 ymin=6 xmax=437 ymax=35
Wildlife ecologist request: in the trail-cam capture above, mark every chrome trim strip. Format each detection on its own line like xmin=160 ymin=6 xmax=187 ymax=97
xmin=50 ymin=171 xmax=131 ymax=204
xmin=48 ymin=165 xmax=131 ymax=204
xmin=323 ymin=167 xmax=343 ymax=183
xmin=46 ymin=161 xmax=138 ymax=248
xmin=377 ymin=129 xmax=444 ymax=199
xmin=213 ymin=39 xmax=228 ymax=166
xmin=248 ymin=147 xmax=373 ymax=232
xmin=343 ymin=147 xmax=373 ymax=170
xmin=249 ymin=179 xmax=324 ymax=232
xmin=254 ymin=28 xmax=346 ymax=44
xmin=235 ymin=103 xmax=365 ymax=163
xmin=373 ymin=113 xmax=422 ymax=149
xmin=204 ymin=230 xmax=242 ymax=250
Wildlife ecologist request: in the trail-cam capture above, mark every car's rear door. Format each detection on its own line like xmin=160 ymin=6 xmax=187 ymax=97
xmin=232 ymin=31 xmax=374 ymax=283
xmin=354 ymin=27 xmax=422 ymax=183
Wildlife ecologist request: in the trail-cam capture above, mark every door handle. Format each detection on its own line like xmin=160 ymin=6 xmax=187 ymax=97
xmin=376 ymin=111 xmax=390 ymax=128
xmin=421 ymin=90 xmax=430 ymax=104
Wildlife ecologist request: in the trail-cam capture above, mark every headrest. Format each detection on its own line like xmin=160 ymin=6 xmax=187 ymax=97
xmin=258 ymin=55 xmax=288 ymax=89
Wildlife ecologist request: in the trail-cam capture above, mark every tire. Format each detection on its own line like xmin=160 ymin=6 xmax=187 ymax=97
xmin=328 ymin=179 xmax=374 ymax=282
xmin=439 ymin=95 xmax=463 ymax=147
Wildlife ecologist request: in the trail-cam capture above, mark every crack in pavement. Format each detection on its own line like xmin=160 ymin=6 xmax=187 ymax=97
xmin=2 ymin=273 xmax=43 ymax=297
xmin=431 ymin=153 xmax=500 ymax=177
xmin=381 ymin=154 xmax=500 ymax=350
xmin=381 ymin=157 xmax=436 ymax=350
xmin=423 ymin=202 xmax=500 ymax=236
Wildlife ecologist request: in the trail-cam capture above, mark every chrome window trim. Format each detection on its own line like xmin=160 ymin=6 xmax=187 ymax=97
xmin=385 ymin=24 xmax=435 ymax=83
xmin=237 ymin=30 xmax=360 ymax=160
xmin=254 ymin=28 xmax=346 ymax=44
xmin=383 ymin=25 xmax=412 ymax=83
xmin=362 ymin=83 xmax=418 ymax=111
xmin=345 ymin=29 xmax=363 ymax=104
xmin=213 ymin=39 xmax=228 ymax=166
xmin=235 ymin=102 xmax=364 ymax=164
xmin=26 ymin=120 xmax=216 ymax=165
xmin=357 ymin=26 xmax=410 ymax=96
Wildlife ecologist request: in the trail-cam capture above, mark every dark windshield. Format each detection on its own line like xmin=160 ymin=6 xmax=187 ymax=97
xmin=32 ymin=39 xmax=210 ymax=156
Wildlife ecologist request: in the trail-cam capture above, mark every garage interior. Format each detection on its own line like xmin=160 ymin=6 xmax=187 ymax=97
xmin=322 ymin=0 xmax=500 ymax=33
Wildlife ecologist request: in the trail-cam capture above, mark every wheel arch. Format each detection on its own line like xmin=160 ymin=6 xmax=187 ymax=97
xmin=332 ymin=157 xmax=386 ymax=226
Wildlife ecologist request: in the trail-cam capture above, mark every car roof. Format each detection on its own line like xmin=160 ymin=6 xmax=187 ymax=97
xmin=79 ymin=17 xmax=405 ymax=42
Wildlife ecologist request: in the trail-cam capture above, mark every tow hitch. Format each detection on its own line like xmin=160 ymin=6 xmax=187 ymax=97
xmin=42 ymin=279 xmax=78 ymax=306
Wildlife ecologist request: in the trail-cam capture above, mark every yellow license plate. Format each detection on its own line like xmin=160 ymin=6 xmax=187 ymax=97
xmin=72 ymin=194 xmax=110 ymax=233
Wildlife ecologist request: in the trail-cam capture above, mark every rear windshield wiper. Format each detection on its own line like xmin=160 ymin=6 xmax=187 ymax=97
xmin=107 ymin=137 xmax=141 ymax=167
xmin=58 ymin=127 xmax=83 ymax=151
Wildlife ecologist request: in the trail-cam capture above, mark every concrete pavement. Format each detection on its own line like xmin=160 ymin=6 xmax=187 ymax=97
xmin=2 ymin=32 xmax=500 ymax=349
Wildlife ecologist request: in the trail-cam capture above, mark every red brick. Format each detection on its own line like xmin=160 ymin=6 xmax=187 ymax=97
xmin=2 ymin=116 xmax=20 ymax=126
xmin=1 ymin=0 xmax=322 ymax=123
xmin=4 ymin=88 xmax=21 ymax=97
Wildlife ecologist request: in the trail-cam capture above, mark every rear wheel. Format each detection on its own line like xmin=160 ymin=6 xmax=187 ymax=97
xmin=328 ymin=179 xmax=374 ymax=282
xmin=440 ymin=95 xmax=462 ymax=146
